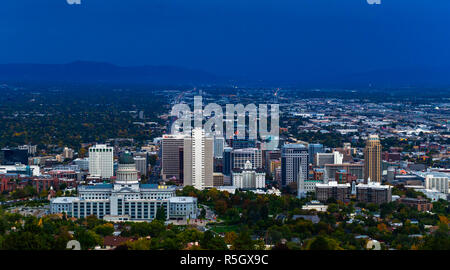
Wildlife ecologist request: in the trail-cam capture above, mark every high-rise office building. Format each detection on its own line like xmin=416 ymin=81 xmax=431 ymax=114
xmin=133 ymin=152 xmax=149 ymax=177
xmin=88 ymin=144 xmax=114 ymax=179
xmin=223 ymin=147 xmax=233 ymax=176
xmin=213 ymin=136 xmax=225 ymax=158
xmin=364 ymin=134 xmax=382 ymax=183
xmin=231 ymin=148 xmax=262 ymax=170
xmin=161 ymin=134 xmax=187 ymax=181
xmin=263 ymin=149 xmax=281 ymax=173
xmin=183 ymin=128 xmax=214 ymax=190
xmin=315 ymin=151 xmax=343 ymax=167
xmin=63 ymin=147 xmax=74 ymax=159
xmin=281 ymin=144 xmax=309 ymax=188
xmin=134 ymin=156 xmax=147 ymax=176
xmin=308 ymin=143 xmax=324 ymax=164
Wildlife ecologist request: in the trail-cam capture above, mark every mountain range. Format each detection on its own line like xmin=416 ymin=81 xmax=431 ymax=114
xmin=0 ymin=61 xmax=449 ymax=88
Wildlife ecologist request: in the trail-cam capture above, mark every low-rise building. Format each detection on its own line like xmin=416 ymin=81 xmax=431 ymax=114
xmin=302 ymin=201 xmax=328 ymax=212
xmin=213 ymin=173 xmax=224 ymax=187
xmin=168 ymin=197 xmax=198 ymax=220
xmin=398 ymin=197 xmax=433 ymax=212
xmin=315 ymin=181 xmax=351 ymax=202
xmin=356 ymin=181 xmax=392 ymax=204
xmin=50 ymin=197 xmax=78 ymax=216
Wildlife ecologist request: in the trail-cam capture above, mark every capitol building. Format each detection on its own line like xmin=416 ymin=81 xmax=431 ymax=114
xmin=51 ymin=153 xmax=198 ymax=222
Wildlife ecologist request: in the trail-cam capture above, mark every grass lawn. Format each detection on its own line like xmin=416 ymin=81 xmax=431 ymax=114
xmin=209 ymin=224 xmax=240 ymax=233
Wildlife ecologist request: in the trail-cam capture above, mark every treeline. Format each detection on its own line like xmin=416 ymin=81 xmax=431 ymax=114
xmin=0 ymin=85 xmax=167 ymax=150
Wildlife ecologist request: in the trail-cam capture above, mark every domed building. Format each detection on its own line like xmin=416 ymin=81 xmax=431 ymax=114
xmin=115 ymin=152 xmax=140 ymax=187
xmin=52 ymin=151 xmax=198 ymax=222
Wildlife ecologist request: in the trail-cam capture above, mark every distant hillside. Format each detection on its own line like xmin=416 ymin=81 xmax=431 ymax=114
xmin=0 ymin=61 xmax=226 ymax=86
xmin=0 ymin=61 xmax=449 ymax=88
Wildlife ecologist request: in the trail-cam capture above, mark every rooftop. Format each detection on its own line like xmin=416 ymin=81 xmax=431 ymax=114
xmin=51 ymin=197 xmax=78 ymax=204
xmin=282 ymin=144 xmax=306 ymax=149
xmin=80 ymin=184 xmax=113 ymax=190
xmin=168 ymin=197 xmax=197 ymax=203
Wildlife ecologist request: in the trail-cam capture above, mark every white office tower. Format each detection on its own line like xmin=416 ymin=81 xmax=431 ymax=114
xmin=183 ymin=128 xmax=214 ymax=190
xmin=88 ymin=144 xmax=114 ymax=179
xmin=297 ymin=166 xmax=306 ymax=199
xmin=134 ymin=156 xmax=147 ymax=176
xmin=315 ymin=151 xmax=343 ymax=167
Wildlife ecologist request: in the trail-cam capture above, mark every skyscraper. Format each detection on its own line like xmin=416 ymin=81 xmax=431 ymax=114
xmin=183 ymin=128 xmax=214 ymax=190
xmin=161 ymin=134 xmax=187 ymax=181
xmin=223 ymin=147 xmax=233 ymax=176
xmin=231 ymin=148 xmax=262 ymax=170
xmin=281 ymin=144 xmax=309 ymax=188
xmin=315 ymin=151 xmax=343 ymax=167
xmin=134 ymin=156 xmax=147 ymax=176
xmin=213 ymin=135 xmax=225 ymax=158
xmin=364 ymin=134 xmax=382 ymax=183
xmin=308 ymin=143 xmax=324 ymax=164
xmin=88 ymin=144 xmax=114 ymax=179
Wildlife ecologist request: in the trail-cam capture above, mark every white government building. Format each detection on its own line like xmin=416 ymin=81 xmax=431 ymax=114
xmin=232 ymin=160 xmax=265 ymax=189
xmin=51 ymin=153 xmax=198 ymax=222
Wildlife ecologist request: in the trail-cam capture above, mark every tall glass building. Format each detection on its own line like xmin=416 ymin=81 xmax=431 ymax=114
xmin=281 ymin=144 xmax=309 ymax=189
xmin=308 ymin=143 xmax=324 ymax=164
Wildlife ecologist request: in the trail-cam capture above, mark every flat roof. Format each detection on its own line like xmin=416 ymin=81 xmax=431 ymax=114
xmin=168 ymin=197 xmax=196 ymax=203
xmin=81 ymin=184 xmax=113 ymax=190
xmin=282 ymin=144 xmax=306 ymax=149
xmin=51 ymin=197 xmax=78 ymax=204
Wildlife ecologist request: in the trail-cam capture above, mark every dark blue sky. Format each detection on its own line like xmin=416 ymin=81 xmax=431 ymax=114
xmin=1 ymin=0 xmax=449 ymax=81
